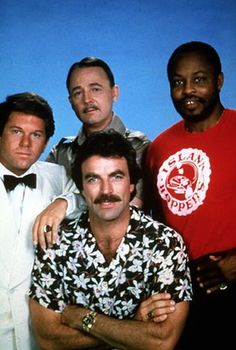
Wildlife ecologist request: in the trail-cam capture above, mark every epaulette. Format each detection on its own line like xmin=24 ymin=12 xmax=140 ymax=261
xmin=125 ymin=129 xmax=150 ymax=142
xmin=57 ymin=136 xmax=77 ymax=145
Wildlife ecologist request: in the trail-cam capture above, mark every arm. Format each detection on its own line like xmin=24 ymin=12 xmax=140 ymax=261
xmin=30 ymin=299 xmax=108 ymax=350
xmin=62 ymin=302 xmax=189 ymax=350
xmin=32 ymin=165 xmax=85 ymax=249
xmin=30 ymin=293 xmax=178 ymax=350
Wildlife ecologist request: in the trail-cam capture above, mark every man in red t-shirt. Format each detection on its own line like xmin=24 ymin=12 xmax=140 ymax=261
xmin=146 ymin=41 xmax=236 ymax=349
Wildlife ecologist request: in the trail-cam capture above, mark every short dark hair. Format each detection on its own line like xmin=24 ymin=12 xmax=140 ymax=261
xmin=167 ymin=41 xmax=222 ymax=81
xmin=0 ymin=92 xmax=55 ymax=140
xmin=71 ymin=129 xmax=141 ymax=201
xmin=66 ymin=57 xmax=115 ymax=93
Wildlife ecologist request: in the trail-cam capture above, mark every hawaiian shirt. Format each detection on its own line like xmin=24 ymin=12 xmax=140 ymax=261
xmin=30 ymin=206 xmax=192 ymax=318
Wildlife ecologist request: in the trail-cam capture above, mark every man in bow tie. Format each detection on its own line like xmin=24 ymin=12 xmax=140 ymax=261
xmin=0 ymin=92 xmax=80 ymax=350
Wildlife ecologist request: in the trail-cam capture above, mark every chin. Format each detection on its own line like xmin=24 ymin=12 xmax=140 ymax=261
xmin=182 ymin=112 xmax=209 ymax=123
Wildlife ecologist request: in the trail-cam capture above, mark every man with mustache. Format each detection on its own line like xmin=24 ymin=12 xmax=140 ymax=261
xmin=146 ymin=41 xmax=236 ymax=349
xmin=29 ymin=130 xmax=192 ymax=350
xmin=33 ymin=57 xmax=150 ymax=248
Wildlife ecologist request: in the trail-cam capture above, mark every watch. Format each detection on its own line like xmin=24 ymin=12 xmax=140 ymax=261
xmin=81 ymin=310 xmax=97 ymax=333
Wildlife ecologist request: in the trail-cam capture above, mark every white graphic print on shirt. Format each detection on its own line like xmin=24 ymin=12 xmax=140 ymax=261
xmin=157 ymin=148 xmax=211 ymax=216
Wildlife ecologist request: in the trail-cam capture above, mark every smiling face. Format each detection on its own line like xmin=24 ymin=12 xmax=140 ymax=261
xmin=0 ymin=112 xmax=47 ymax=175
xmin=169 ymin=52 xmax=223 ymax=124
xmin=68 ymin=66 xmax=119 ymax=135
xmin=81 ymin=155 xmax=134 ymax=223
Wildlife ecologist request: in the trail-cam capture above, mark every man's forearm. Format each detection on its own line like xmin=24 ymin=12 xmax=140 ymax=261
xmin=30 ymin=299 xmax=107 ymax=350
xmin=34 ymin=318 xmax=106 ymax=350
xmin=62 ymin=306 xmax=182 ymax=350
xmin=88 ymin=314 xmax=172 ymax=350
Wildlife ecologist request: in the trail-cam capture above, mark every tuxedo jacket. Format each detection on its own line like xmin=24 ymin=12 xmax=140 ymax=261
xmin=0 ymin=161 xmax=79 ymax=350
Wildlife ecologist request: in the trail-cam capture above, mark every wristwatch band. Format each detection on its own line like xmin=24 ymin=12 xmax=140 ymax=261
xmin=82 ymin=310 xmax=97 ymax=333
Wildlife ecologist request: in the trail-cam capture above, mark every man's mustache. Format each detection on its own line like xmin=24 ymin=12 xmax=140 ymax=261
xmin=94 ymin=194 xmax=121 ymax=204
xmin=83 ymin=104 xmax=98 ymax=113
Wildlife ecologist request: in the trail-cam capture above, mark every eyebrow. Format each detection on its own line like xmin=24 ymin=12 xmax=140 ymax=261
xmin=84 ymin=172 xmax=98 ymax=179
xmin=173 ymin=70 xmax=208 ymax=78
xmin=9 ymin=125 xmax=45 ymax=133
xmin=71 ymin=82 xmax=104 ymax=93
xmin=84 ymin=169 xmax=125 ymax=179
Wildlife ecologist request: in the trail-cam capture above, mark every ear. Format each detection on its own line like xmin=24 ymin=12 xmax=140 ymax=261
xmin=112 ymin=84 xmax=119 ymax=102
xmin=42 ymin=138 xmax=49 ymax=153
xmin=68 ymin=94 xmax=77 ymax=113
xmin=130 ymin=184 xmax=135 ymax=194
xmin=217 ymin=72 xmax=224 ymax=91
xmin=68 ymin=94 xmax=72 ymax=105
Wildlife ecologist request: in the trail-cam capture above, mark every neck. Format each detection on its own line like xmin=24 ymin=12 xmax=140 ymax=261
xmin=89 ymin=209 xmax=130 ymax=262
xmin=84 ymin=113 xmax=114 ymax=136
xmin=0 ymin=161 xmax=29 ymax=176
xmin=185 ymin=104 xmax=224 ymax=133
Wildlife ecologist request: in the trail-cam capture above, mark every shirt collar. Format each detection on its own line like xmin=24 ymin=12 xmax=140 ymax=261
xmin=76 ymin=113 xmax=127 ymax=146
xmin=0 ymin=163 xmax=35 ymax=180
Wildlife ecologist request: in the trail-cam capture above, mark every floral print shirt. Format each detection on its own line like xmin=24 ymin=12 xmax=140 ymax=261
xmin=30 ymin=206 xmax=192 ymax=318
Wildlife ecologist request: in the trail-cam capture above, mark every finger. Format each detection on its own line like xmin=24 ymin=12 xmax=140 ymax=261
xmin=206 ymin=282 xmax=228 ymax=294
xmin=152 ymin=298 xmax=175 ymax=309
xmin=38 ymin=223 xmax=51 ymax=249
xmin=153 ymin=314 xmax=168 ymax=323
xmin=43 ymin=220 xmax=60 ymax=247
xmin=196 ymin=262 xmax=222 ymax=283
xmin=209 ymin=254 xmax=222 ymax=261
xmin=144 ymin=294 xmax=174 ymax=317
xmin=142 ymin=293 xmax=172 ymax=308
xmin=32 ymin=216 xmax=40 ymax=246
xmin=196 ymin=264 xmax=223 ymax=286
xmin=151 ymin=303 xmax=176 ymax=317
xmin=33 ymin=216 xmax=48 ymax=249
xmin=146 ymin=301 xmax=175 ymax=322
xmin=198 ymin=277 xmax=222 ymax=289
xmin=147 ymin=304 xmax=175 ymax=322
xmin=196 ymin=260 xmax=216 ymax=272
xmin=152 ymin=292 xmax=172 ymax=301
xmin=199 ymin=277 xmax=222 ymax=289
xmin=44 ymin=227 xmax=54 ymax=248
xmin=50 ymin=222 xmax=60 ymax=245
xmin=197 ymin=270 xmax=221 ymax=284
xmin=41 ymin=220 xmax=60 ymax=248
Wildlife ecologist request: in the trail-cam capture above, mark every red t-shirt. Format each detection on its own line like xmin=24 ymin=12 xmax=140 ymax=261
xmin=147 ymin=109 xmax=236 ymax=259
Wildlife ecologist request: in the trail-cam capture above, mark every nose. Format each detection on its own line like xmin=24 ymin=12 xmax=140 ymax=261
xmin=84 ymin=89 xmax=93 ymax=103
xmin=183 ymin=79 xmax=196 ymax=95
xmin=101 ymin=179 xmax=113 ymax=194
xmin=20 ymin=134 xmax=31 ymax=147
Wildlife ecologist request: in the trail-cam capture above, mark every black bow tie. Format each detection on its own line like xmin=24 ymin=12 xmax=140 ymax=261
xmin=3 ymin=173 xmax=37 ymax=191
